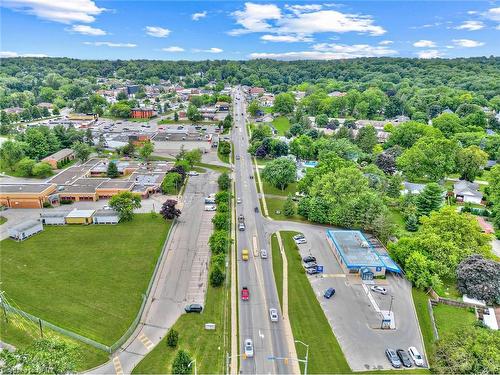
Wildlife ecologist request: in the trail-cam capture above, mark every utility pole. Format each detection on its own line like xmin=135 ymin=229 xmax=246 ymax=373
xmin=188 ymin=359 xmax=197 ymax=375
xmin=295 ymin=340 xmax=310 ymax=375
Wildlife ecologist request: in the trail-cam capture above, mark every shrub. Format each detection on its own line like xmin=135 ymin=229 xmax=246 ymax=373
xmin=209 ymin=266 xmax=225 ymax=287
xmin=166 ymin=329 xmax=179 ymax=348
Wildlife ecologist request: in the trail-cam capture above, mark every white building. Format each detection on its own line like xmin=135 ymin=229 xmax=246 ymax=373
xmin=93 ymin=209 xmax=120 ymax=224
xmin=8 ymin=220 xmax=43 ymax=241
xmin=40 ymin=211 xmax=67 ymax=225
xmin=454 ymin=181 xmax=483 ymax=205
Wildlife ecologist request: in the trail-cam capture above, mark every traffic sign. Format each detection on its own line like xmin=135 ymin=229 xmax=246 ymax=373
xmin=316 ymin=265 xmax=324 ymax=273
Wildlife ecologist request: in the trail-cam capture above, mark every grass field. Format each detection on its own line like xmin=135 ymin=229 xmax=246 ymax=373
xmin=0 ymin=312 xmax=108 ymax=371
xmin=270 ymin=234 xmax=283 ymax=309
xmin=411 ymin=289 xmax=436 ymax=364
xmin=0 ymin=216 xmax=7 ymax=225
xmin=433 ymin=303 xmax=476 ymax=336
xmin=280 ymin=231 xmax=351 ymax=374
xmin=218 ymin=148 xmax=230 ymax=164
xmin=195 ymin=162 xmax=231 ymax=173
xmin=265 ymin=197 xmax=308 ymax=223
xmin=262 ymin=181 xmax=297 ymax=197
xmin=0 ymin=214 xmax=172 ymax=345
xmin=272 ymin=116 xmax=291 ymax=135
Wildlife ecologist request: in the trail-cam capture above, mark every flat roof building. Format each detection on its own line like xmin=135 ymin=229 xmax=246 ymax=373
xmin=8 ymin=220 xmax=43 ymax=241
xmin=65 ymin=209 xmax=95 ymax=225
xmin=42 ymin=148 xmax=75 ymax=169
xmin=0 ymin=183 xmax=58 ymax=208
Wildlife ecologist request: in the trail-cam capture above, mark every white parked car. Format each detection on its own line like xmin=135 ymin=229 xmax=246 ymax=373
xmin=237 ymin=197 xmax=242 ymax=204
xmin=260 ymin=249 xmax=268 ymax=259
xmin=269 ymin=308 xmax=279 ymax=322
xmin=408 ymin=346 xmax=424 ymax=367
xmin=188 ymin=171 xmax=199 ymax=176
xmin=292 ymin=234 xmax=305 ymax=241
xmin=294 ymin=238 xmax=307 ymax=245
xmin=370 ymin=286 xmax=388 ymax=295
xmin=204 ymin=205 xmax=216 ymax=211
xmin=244 ymin=339 xmax=254 ymax=358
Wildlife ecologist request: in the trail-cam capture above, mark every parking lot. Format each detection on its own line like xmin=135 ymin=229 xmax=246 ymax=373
xmin=292 ymin=226 xmax=427 ymax=371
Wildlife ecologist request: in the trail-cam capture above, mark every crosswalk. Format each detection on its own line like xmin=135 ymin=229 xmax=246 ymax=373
xmin=138 ymin=332 xmax=154 ymax=350
xmin=112 ymin=356 xmax=123 ymax=375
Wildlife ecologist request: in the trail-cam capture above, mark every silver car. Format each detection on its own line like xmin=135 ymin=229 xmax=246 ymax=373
xmin=260 ymin=249 xmax=268 ymax=259
xmin=269 ymin=308 xmax=279 ymax=322
xmin=244 ymin=339 xmax=254 ymax=358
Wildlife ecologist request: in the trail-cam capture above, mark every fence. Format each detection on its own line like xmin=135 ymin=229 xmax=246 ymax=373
xmin=426 ymin=299 xmax=439 ymax=340
xmin=1 ymin=217 xmax=177 ymax=354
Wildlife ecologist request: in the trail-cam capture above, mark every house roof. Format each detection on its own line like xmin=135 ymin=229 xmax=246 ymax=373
xmin=40 ymin=211 xmax=68 ymax=218
xmin=454 ymin=180 xmax=483 ymax=198
xmin=0 ymin=183 xmax=56 ymax=194
xmin=94 ymin=208 xmax=119 ymax=216
xmin=403 ymin=182 xmax=426 ymax=193
xmin=42 ymin=148 xmax=74 ymax=162
xmin=66 ymin=209 xmax=95 ymax=218
xmin=10 ymin=219 xmax=41 ymax=232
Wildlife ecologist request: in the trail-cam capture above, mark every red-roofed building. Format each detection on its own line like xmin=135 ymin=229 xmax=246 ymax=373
xmin=131 ymin=108 xmax=156 ymax=119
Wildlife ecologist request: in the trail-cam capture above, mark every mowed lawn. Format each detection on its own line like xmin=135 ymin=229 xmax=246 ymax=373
xmin=280 ymin=231 xmax=351 ymax=374
xmin=272 ymin=116 xmax=291 ymax=135
xmin=0 ymin=214 xmax=172 ymax=345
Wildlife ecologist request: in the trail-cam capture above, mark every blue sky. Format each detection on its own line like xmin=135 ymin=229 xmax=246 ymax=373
xmin=1 ymin=1 xmax=499 ymax=60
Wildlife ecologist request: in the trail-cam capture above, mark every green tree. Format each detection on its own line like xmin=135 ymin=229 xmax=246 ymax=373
xmin=161 ymin=172 xmax=183 ymax=194
xmin=116 ymin=91 xmax=128 ymax=101
xmin=457 ymin=145 xmax=488 ymax=182
xmin=315 ymin=114 xmax=329 ymax=127
xmin=139 ymin=140 xmax=154 ymax=161
xmin=187 ymin=104 xmax=202 ymax=122
xmin=261 ymin=157 xmax=296 ymax=190
xmin=72 ymin=141 xmax=92 ymax=162
xmin=218 ymin=172 xmax=231 ymax=191
xmin=85 ymin=128 xmax=93 ymax=146
xmin=355 ymin=125 xmax=378 ymax=153
xmin=172 ymin=350 xmax=193 ymax=375
xmin=416 ymin=183 xmax=444 ymax=217
xmin=385 ymin=121 xmax=441 ymax=149
xmin=209 ymin=230 xmax=229 ymax=255
xmin=109 ymin=191 xmax=142 ymax=221
xmin=15 ymin=157 xmax=36 ymax=176
xmin=166 ymin=329 xmax=179 ymax=348
xmin=405 ymin=214 xmax=419 ymax=232
xmin=248 ymin=100 xmax=261 ymax=116
xmin=404 ymin=251 xmax=436 ymax=289
xmin=184 ymin=148 xmax=202 ymax=167
xmin=0 ymin=140 xmax=26 ymax=170
xmin=174 ymin=111 xmax=179 ymax=121
xmin=273 ymin=93 xmax=295 ymax=115
xmin=283 ymin=194 xmax=296 ymax=217
xmin=212 ymin=212 xmax=230 ymax=230
xmin=397 ymin=137 xmax=459 ymax=181
xmin=32 ymin=162 xmax=53 ymax=177
xmin=210 ymin=266 xmax=225 ymax=287
xmin=107 ymin=161 xmax=119 ymax=178
xmin=52 ymin=106 xmax=60 ymax=115
xmin=0 ymin=338 xmax=79 ymax=374
xmin=109 ymin=102 xmax=131 ymax=118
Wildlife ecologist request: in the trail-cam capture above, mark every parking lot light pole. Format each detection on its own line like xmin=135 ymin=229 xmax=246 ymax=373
xmin=188 ymin=359 xmax=197 ymax=375
xmin=295 ymin=340 xmax=309 ymax=375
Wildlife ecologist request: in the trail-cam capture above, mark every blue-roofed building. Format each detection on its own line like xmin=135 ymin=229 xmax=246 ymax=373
xmin=326 ymin=230 xmax=401 ymax=278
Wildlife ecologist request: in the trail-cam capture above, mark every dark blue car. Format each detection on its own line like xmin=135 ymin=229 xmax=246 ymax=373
xmin=324 ymin=288 xmax=336 ymax=299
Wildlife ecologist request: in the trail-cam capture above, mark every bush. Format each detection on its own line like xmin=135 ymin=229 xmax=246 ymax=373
xmin=212 ymin=212 xmax=230 ymax=231
xmin=60 ymin=199 xmax=74 ymax=205
xmin=172 ymin=349 xmax=192 ymax=375
xmin=218 ymin=172 xmax=231 ymax=191
xmin=209 ymin=266 xmax=225 ymax=287
xmin=166 ymin=329 xmax=179 ymax=348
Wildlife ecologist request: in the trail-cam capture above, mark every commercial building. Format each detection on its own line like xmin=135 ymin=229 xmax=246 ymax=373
xmin=326 ymin=230 xmax=401 ymax=279
xmin=0 ymin=183 xmax=58 ymax=208
xmin=65 ymin=209 xmax=95 ymax=225
xmin=42 ymin=148 xmax=75 ymax=169
xmin=131 ymin=108 xmax=155 ymax=118
xmin=8 ymin=220 xmax=43 ymax=241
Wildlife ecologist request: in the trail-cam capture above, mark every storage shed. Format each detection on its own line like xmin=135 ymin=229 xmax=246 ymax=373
xmin=65 ymin=209 xmax=95 ymax=225
xmin=93 ymin=209 xmax=120 ymax=224
xmin=40 ymin=211 xmax=67 ymax=225
xmin=8 ymin=220 xmax=43 ymax=241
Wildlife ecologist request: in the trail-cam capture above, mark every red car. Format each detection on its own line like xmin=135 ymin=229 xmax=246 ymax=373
xmin=241 ymin=287 xmax=249 ymax=301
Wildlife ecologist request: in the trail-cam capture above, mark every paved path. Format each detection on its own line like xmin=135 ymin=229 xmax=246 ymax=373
xmin=88 ymin=170 xmax=219 ymax=374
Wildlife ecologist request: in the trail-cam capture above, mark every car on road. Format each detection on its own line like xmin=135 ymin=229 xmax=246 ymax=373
xmin=184 ymin=304 xmax=203 ymax=313
xmin=236 ymin=155 xmax=240 ymax=160
xmin=249 ymin=175 xmax=253 ymax=179
xmin=306 ymin=267 xmax=319 ymax=275
xmin=324 ymin=288 xmax=336 ymax=299
xmin=242 ymin=249 xmax=249 ymax=261
xmin=293 ymin=234 xmax=305 ymax=241
xmin=238 ymin=222 xmax=245 ymax=231
xmin=408 ymin=347 xmax=424 ymax=367
xmin=254 ymin=206 xmax=259 ymax=213
xmin=237 ymin=197 xmax=242 ymax=204
xmin=241 ymin=287 xmax=249 ymax=301
xmin=370 ymin=286 xmax=388 ymax=295
xmin=269 ymin=308 xmax=279 ymax=322
xmin=188 ymin=171 xmax=199 ymax=176
xmin=204 ymin=205 xmax=216 ymax=211
xmin=260 ymin=249 xmax=268 ymax=259
xmin=244 ymin=339 xmax=254 ymax=358
xmin=385 ymin=349 xmax=402 ymax=368
xmin=397 ymin=349 xmax=412 ymax=368
xmin=294 ymin=238 xmax=307 ymax=244
xmin=302 ymin=255 xmax=316 ymax=263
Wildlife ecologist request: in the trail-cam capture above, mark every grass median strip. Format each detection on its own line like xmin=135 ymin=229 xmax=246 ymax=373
xmin=279 ymin=231 xmax=351 ymax=374
xmin=270 ymin=234 xmax=283 ymax=310
xmin=0 ymin=214 xmax=172 ymax=345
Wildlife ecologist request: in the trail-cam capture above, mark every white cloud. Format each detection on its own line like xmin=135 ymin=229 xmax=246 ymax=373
xmin=229 ymin=3 xmax=282 ymax=35
xmin=483 ymin=7 xmax=500 ymax=22
xmin=497 ymin=25 xmax=500 ymax=30
xmin=413 ymin=40 xmax=436 ymax=48
xmin=70 ymin=24 xmax=106 ymax=35
xmin=250 ymin=42 xmax=397 ymax=60
xmin=230 ymin=2 xmax=385 ymax=37
xmin=455 ymin=20 xmax=484 ymax=31
xmin=193 ymin=47 xmax=223 ymax=53
xmin=145 ymin=26 xmax=170 ymax=38
xmin=192 ymin=11 xmax=207 ymax=21
xmin=452 ymin=39 xmax=484 ymax=47
xmin=416 ymin=50 xmax=443 ymax=59
xmin=162 ymin=46 xmax=185 ymax=52
xmin=83 ymin=41 xmax=136 ymax=48
xmin=0 ymin=51 xmax=48 ymax=57
xmin=378 ymin=40 xmax=393 ymax=45
xmin=261 ymin=34 xmax=313 ymax=42
xmin=1 ymin=0 xmax=105 ymax=23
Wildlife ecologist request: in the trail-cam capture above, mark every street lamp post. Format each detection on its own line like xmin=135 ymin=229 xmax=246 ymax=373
xmin=295 ymin=340 xmax=309 ymax=375
xmin=188 ymin=359 xmax=197 ymax=375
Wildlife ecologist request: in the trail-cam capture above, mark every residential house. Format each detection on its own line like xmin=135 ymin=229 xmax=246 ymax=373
xmin=402 ymin=182 xmax=427 ymax=195
xmin=215 ymin=101 xmax=230 ymax=111
xmin=454 ymin=180 xmax=483 ymax=204
xmin=8 ymin=220 xmax=43 ymax=241
xmin=249 ymin=87 xmax=264 ymax=98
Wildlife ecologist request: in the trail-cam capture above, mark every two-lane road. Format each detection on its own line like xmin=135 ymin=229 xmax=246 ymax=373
xmin=232 ymin=88 xmax=292 ymax=374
